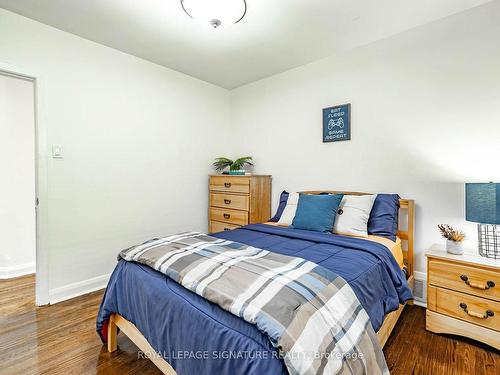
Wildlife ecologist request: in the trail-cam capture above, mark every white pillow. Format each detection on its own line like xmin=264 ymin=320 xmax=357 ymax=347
xmin=277 ymin=192 xmax=300 ymax=226
xmin=333 ymin=195 xmax=377 ymax=237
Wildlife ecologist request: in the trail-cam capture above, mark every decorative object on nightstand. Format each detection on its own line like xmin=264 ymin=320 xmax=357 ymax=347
xmin=466 ymin=183 xmax=500 ymax=259
xmin=438 ymin=224 xmax=465 ymax=255
xmin=426 ymin=245 xmax=500 ymax=350
xmin=212 ymin=156 xmax=254 ymax=175
xmin=208 ymin=175 xmax=271 ymax=233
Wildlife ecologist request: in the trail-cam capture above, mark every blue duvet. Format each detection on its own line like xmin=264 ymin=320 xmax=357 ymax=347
xmin=96 ymin=224 xmax=412 ymax=375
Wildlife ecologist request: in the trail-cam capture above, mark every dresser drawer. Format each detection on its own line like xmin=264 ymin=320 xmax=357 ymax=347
xmin=429 ymin=259 xmax=500 ymax=301
xmin=209 ymin=207 xmax=248 ymax=226
xmin=435 ymin=288 xmax=500 ymax=331
xmin=209 ymin=221 xmax=240 ymax=233
xmin=210 ymin=193 xmax=249 ymax=211
xmin=209 ymin=176 xmax=250 ymax=194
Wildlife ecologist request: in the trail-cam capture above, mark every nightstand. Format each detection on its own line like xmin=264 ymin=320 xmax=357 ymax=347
xmin=426 ymin=245 xmax=500 ymax=349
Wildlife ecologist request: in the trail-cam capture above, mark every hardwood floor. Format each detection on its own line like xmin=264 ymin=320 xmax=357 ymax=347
xmin=1 ymin=275 xmax=499 ymax=374
xmin=384 ymin=304 xmax=500 ymax=374
xmin=0 ymin=275 xmax=160 ymax=375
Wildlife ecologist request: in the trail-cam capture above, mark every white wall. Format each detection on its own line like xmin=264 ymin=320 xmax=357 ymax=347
xmin=0 ymin=74 xmax=36 ymax=278
xmin=230 ymin=2 xmax=500 ymax=274
xmin=1 ymin=1 xmax=499 ymax=301
xmin=0 ymin=9 xmax=230 ymax=300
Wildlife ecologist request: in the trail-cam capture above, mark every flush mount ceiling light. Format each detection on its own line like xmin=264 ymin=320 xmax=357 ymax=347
xmin=180 ymin=0 xmax=247 ymax=30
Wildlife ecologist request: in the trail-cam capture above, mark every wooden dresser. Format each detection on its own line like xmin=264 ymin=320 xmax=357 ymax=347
xmin=208 ymin=175 xmax=271 ymax=233
xmin=426 ymin=247 xmax=500 ymax=349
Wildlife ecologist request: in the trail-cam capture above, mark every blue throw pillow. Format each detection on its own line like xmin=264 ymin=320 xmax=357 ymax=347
xmin=291 ymin=194 xmax=343 ymax=232
xmin=269 ymin=191 xmax=290 ymax=222
xmin=368 ymin=194 xmax=400 ymax=241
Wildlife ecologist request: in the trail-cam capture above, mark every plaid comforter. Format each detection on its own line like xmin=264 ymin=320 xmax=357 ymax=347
xmin=119 ymin=232 xmax=389 ymax=375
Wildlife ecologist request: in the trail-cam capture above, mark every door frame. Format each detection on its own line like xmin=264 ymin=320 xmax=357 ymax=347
xmin=0 ymin=62 xmax=49 ymax=306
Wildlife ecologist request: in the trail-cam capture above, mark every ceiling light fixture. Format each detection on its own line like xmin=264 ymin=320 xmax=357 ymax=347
xmin=180 ymin=0 xmax=247 ymax=30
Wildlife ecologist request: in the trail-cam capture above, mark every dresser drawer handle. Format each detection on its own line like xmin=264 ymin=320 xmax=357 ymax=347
xmin=459 ymin=302 xmax=495 ymax=319
xmin=223 ymin=213 xmax=231 ymax=219
xmin=224 ymin=183 xmax=231 ymax=188
xmin=224 ymin=199 xmax=231 ymax=205
xmin=223 ymin=227 xmax=231 ymax=231
xmin=460 ymin=275 xmax=495 ymax=290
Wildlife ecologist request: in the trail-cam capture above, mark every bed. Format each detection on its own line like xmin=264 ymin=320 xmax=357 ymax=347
xmin=97 ymin=191 xmax=414 ymax=374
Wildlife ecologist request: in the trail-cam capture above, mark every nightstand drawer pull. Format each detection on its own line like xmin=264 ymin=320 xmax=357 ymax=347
xmin=459 ymin=303 xmax=495 ymax=319
xmin=460 ymin=275 xmax=495 ymax=290
xmin=224 ymin=199 xmax=231 ymax=205
xmin=224 ymin=183 xmax=231 ymax=188
xmin=223 ymin=213 xmax=231 ymax=219
xmin=224 ymin=227 xmax=231 ymax=231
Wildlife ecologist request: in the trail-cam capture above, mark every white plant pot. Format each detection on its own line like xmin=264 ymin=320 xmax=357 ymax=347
xmin=446 ymin=240 xmax=464 ymax=255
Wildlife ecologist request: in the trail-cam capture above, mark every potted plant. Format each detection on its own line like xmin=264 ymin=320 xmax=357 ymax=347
xmin=438 ymin=224 xmax=466 ymax=255
xmin=213 ymin=157 xmax=254 ymax=175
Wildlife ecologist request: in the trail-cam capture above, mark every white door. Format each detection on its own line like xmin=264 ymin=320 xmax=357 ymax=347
xmin=0 ymin=73 xmax=36 ymax=279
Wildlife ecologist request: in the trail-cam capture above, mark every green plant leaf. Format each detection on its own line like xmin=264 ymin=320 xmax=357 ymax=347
xmin=213 ymin=156 xmax=253 ymax=172
xmin=212 ymin=157 xmax=234 ymax=172
xmin=231 ymin=156 xmax=254 ymax=171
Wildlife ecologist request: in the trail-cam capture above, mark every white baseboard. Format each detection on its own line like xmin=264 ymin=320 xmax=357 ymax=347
xmin=413 ymin=300 xmax=427 ymax=308
xmin=49 ymin=273 xmax=110 ymax=305
xmin=0 ymin=262 xmax=35 ymax=279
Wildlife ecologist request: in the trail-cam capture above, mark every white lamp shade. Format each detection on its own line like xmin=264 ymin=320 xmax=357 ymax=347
xmin=181 ymin=0 xmax=247 ymax=29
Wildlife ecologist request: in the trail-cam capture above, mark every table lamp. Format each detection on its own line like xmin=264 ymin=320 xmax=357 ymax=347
xmin=465 ymin=183 xmax=500 ymax=259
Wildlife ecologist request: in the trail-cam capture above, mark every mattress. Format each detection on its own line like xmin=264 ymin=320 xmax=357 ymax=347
xmin=266 ymin=221 xmax=405 ymax=268
xmin=367 ymin=235 xmax=404 ymax=269
xmin=96 ymin=224 xmax=412 ymax=375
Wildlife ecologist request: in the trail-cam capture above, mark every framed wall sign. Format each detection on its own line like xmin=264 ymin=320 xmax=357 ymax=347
xmin=322 ymin=103 xmax=351 ymax=142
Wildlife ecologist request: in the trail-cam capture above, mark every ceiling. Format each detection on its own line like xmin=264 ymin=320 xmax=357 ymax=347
xmin=0 ymin=0 xmax=492 ymax=89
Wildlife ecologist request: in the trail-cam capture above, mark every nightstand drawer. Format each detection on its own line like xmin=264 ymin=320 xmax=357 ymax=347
xmin=209 ymin=208 xmax=248 ymax=226
xmin=435 ymin=288 xmax=500 ymax=332
xmin=209 ymin=221 xmax=240 ymax=233
xmin=429 ymin=259 xmax=500 ymax=301
xmin=209 ymin=176 xmax=250 ymax=194
xmin=210 ymin=193 xmax=249 ymax=211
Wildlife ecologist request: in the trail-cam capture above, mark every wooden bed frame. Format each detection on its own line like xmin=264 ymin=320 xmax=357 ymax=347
xmin=107 ymin=191 xmax=415 ymax=374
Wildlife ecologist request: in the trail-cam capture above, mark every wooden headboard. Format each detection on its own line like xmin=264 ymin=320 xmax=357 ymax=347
xmin=301 ymin=191 xmax=415 ymax=277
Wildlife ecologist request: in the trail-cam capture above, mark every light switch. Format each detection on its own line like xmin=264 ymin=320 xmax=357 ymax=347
xmin=52 ymin=144 xmax=63 ymax=159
